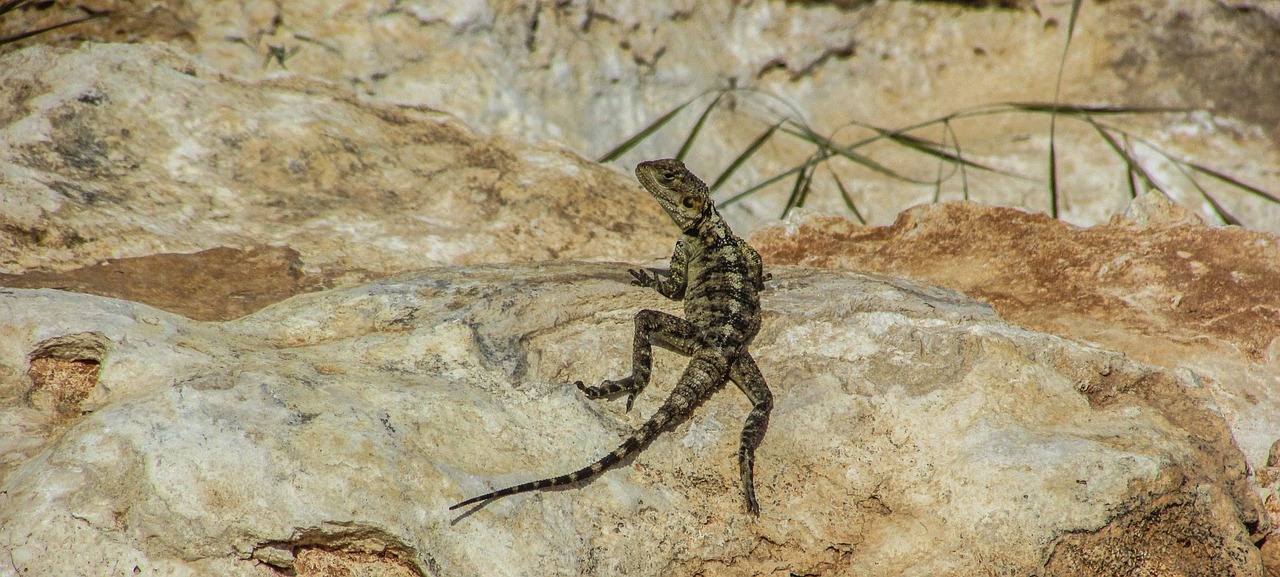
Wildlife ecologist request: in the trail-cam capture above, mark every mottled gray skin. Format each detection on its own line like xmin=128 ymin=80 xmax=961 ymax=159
xmin=452 ymin=158 xmax=773 ymax=514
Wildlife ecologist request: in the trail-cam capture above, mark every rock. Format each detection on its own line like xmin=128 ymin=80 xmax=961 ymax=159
xmin=1121 ymin=188 xmax=1206 ymax=228
xmin=23 ymin=331 xmax=110 ymax=417
xmin=0 ymin=12 xmax=1274 ymax=576
xmin=3 ymin=0 xmax=1276 ymax=231
xmin=0 ymin=42 xmax=671 ymax=279
xmin=0 ymin=262 xmax=1264 ymax=575
xmin=753 ymin=199 xmax=1280 ymax=543
xmin=0 ymin=246 xmax=325 ymax=321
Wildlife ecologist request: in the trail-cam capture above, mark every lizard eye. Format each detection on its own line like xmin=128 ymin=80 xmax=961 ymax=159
xmin=659 ymin=171 xmax=679 ymax=185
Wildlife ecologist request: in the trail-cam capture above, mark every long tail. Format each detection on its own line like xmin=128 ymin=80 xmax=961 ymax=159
xmin=449 ymin=434 xmax=645 ymax=510
xmin=450 ymin=356 xmax=725 ymax=511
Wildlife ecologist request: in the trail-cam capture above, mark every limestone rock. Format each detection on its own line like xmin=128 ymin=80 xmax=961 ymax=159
xmin=0 ymin=42 xmax=671 ymax=278
xmin=3 ymin=0 xmax=1276 ymax=231
xmin=1122 ymin=188 xmax=1206 ymax=228
xmin=753 ymin=200 xmax=1280 ymax=551
xmin=0 ymin=262 xmax=1264 ymax=576
xmin=0 ymin=8 xmax=1275 ymax=574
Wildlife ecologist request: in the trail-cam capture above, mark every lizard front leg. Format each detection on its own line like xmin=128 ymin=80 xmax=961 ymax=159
xmin=629 ymin=239 xmax=689 ymax=300
xmin=577 ymin=309 xmax=697 ymax=411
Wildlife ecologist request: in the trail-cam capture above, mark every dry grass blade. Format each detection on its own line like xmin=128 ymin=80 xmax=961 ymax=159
xmin=0 ymin=15 xmax=99 ymax=46
xmin=1046 ymin=0 xmax=1085 ymax=219
xmin=0 ymin=0 xmax=104 ymax=47
xmin=1089 ymin=118 xmax=1279 ymax=224
xmin=0 ymin=0 xmax=31 ymax=16
xmin=596 ymin=91 xmax=710 ymax=163
xmin=598 ymin=80 xmax=1277 ymax=226
xmin=1186 ymin=162 xmax=1280 ymax=205
xmin=675 ymin=92 xmax=725 ymax=162
xmin=781 ymin=158 xmax=818 ymax=219
xmin=1087 ymin=120 xmax=1163 ymax=196
xmin=1175 ymin=165 xmax=1241 ymax=225
xmin=1064 ymin=0 xmax=1083 ymax=55
xmin=718 ymin=163 xmax=807 ymax=208
xmin=1122 ymin=134 xmax=1138 ymax=199
xmin=783 ymin=125 xmax=936 ymax=185
xmin=827 ymin=166 xmax=866 ymax=224
xmin=944 ymin=121 xmax=970 ymax=200
xmin=1048 ymin=137 xmax=1061 ymax=218
xmin=890 ymin=129 xmax=1017 ymax=179
xmin=709 ymin=120 xmax=786 ymax=193
xmin=850 ymin=121 xmax=1017 ymax=179
xmin=1006 ymin=102 xmax=1188 ymax=115
xmin=931 ymin=142 xmax=946 ymax=203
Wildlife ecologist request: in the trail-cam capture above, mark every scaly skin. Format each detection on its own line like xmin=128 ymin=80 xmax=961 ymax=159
xmin=452 ymin=158 xmax=772 ymax=514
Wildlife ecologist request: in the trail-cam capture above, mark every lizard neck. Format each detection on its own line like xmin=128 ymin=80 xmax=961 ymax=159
xmin=686 ymin=206 xmax=731 ymax=243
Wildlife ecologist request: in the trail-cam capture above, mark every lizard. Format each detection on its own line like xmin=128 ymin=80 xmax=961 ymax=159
xmin=451 ymin=158 xmax=773 ymax=515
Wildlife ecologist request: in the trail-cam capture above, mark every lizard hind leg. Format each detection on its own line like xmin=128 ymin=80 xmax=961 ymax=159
xmin=730 ymin=354 xmax=773 ymax=515
xmin=577 ymin=309 xmax=698 ymax=411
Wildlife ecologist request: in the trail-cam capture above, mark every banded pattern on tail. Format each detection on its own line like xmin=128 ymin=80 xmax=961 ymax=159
xmin=450 ymin=438 xmax=641 ymax=510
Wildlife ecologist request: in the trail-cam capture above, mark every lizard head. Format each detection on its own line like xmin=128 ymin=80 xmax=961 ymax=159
xmin=635 ymin=158 xmax=710 ymax=232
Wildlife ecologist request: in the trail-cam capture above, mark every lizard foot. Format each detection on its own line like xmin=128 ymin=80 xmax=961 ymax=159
xmin=628 ymin=268 xmax=660 ymax=288
xmin=578 ymin=378 xmax=644 ymax=412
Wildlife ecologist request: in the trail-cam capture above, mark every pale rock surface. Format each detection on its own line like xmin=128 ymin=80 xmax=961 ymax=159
xmin=3 ymin=0 xmax=1277 ymax=231
xmin=0 ymin=42 xmax=671 ymax=277
xmin=0 ymin=9 xmax=1275 ymax=576
xmin=0 ymin=262 xmax=1264 ymax=576
xmin=753 ymin=196 xmax=1280 ymax=568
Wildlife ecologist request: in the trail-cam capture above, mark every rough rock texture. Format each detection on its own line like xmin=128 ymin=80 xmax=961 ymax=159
xmin=754 ymin=197 xmax=1280 ymax=462
xmin=0 ymin=43 xmax=671 ymax=278
xmin=753 ymin=195 xmax=1280 ymax=569
xmin=2 ymin=0 xmax=1277 ymax=231
xmin=0 ymin=7 xmax=1276 ymax=575
xmin=0 ymin=263 xmax=1265 ymax=576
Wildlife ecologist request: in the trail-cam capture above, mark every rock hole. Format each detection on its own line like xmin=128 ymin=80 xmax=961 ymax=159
xmin=253 ymin=525 xmax=427 ymax=577
xmin=26 ymin=331 xmax=109 ymax=418
xmin=293 ymin=548 xmax=422 ymax=577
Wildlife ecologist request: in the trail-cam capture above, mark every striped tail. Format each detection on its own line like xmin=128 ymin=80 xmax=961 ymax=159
xmin=450 ymin=355 xmax=726 ymax=512
xmin=449 ymin=435 xmax=643 ymax=510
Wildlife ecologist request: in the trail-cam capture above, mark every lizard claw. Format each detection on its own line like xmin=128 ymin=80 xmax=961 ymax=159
xmin=628 ymin=268 xmax=656 ymax=287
